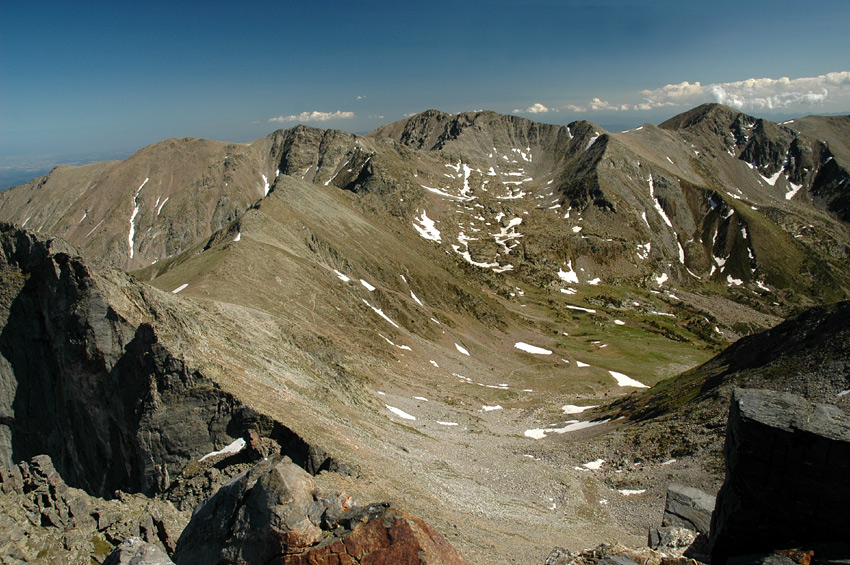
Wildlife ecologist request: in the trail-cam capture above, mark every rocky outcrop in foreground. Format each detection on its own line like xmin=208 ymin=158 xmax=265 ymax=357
xmin=0 ymin=453 xmax=470 ymax=564
xmin=0 ymin=455 xmax=185 ymax=564
xmin=709 ymin=389 xmax=850 ymax=564
xmin=548 ymin=388 xmax=850 ymax=565
xmin=172 ymin=455 xmax=469 ymax=565
xmin=0 ymin=225 xmax=344 ymax=503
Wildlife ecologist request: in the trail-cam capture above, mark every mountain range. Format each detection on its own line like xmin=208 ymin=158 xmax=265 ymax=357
xmin=0 ymin=103 xmax=848 ymax=563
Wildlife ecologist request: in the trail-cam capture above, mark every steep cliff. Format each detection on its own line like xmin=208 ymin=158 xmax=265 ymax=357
xmin=0 ymin=225 xmax=340 ymax=499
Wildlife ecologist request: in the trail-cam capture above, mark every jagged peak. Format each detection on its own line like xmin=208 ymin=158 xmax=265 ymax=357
xmin=368 ymin=108 xmax=606 ymax=153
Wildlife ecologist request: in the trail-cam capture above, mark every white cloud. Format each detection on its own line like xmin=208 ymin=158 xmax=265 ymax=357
xmin=513 ymin=102 xmax=549 ymax=114
xmin=356 ymin=95 xmax=366 ymax=100
xmin=560 ymin=98 xmax=673 ymax=113
xmin=514 ymin=71 xmax=849 ymax=117
xmin=269 ymin=110 xmax=355 ymax=123
xmin=642 ymin=71 xmax=850 ymax=111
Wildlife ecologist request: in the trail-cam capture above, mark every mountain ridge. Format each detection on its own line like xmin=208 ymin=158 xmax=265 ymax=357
xmin=1 ymin=104 xmax=850 ymax=562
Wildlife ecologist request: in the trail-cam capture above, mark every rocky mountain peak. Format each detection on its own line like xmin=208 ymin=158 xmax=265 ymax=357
xmin=658 ymin=103 xmax=747 ymax=132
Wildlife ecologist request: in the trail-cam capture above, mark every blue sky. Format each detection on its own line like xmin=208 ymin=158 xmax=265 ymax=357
xmin=3 ymin=0 xmax=850 ymax=166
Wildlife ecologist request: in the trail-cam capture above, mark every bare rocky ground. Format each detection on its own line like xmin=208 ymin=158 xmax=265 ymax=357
xmin=0 ymin=105 xmax=848 ymax=563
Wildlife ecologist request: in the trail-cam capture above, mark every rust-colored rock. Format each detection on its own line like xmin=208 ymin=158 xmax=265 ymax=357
xmin=279 ymin=503 xmax=469 ymax=565
xmin=173 ymin=457 xmax=469 ymax=565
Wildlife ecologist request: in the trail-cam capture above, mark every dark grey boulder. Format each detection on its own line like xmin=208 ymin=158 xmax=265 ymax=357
xmin=709 ymin=388 xmax=850 ymax=564
xmin=172 ymin=455 xmax=338 ymax=565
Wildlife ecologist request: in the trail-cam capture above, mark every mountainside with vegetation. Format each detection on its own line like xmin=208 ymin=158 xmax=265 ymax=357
xmin=0 ymin=104 xmax=848 ymax=563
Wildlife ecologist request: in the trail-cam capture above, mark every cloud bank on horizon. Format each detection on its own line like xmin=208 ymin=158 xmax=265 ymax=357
xmin=513 ymin=71 xmax=850 ymax=115
xmin=269 ymin=110 xmax=355 ymax=123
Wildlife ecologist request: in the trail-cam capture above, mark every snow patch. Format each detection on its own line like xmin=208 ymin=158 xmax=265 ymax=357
xmin=455 ymin=343 xmax=470 ymax=356
xmin=334 ymin=270 xmax=350 ymax=282
xmin=562 ymin=405 xmax=597 ymax=414
xmin=524 ymin=419 xmax=608 ymax=439
xmin=172 ymin=283 xmax=189 ymax=294
xmin=482 ymin=405 xmax=502 ymax=412
xmin=636 ymin=242 xmax=651 ymax=260
xmin=386 ymin=405 xmax=416 ymax=420
xmin=360 ymin=279 xmax=376 ymax=291
xmin=759 ymin=170 xmax=782 ymax=186
xmin=413 ymin=210 xmax=441 ymax=242
xmin=378 ymin=333 xmax=412 ymax=351
xmin=362 ymin=299 xmax=400 ymax=328
xmin=609 ymin=370 xmax=649 ymax=388
xmin=786 ymin=181 xmax=803 ymax=200
xmin=199 ymin=438 xmax=246 ymax=462
xmin=618 ymin=489 xmax=646 ymax=496
xmin=565 ymin=305 xmax=596 ymax=313
xmin=128 ymin=177 xmax=148 ymax=261
xmin=558 ymin=260 xmax=580 ymax=284
xmin=649 ymin=175 xmax=673 ymax=228
xmin=514 ymin=342 xmax=552 ymax=355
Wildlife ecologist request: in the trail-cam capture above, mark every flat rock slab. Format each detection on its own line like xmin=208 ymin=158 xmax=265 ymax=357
xmin=661 ymin=483 xmax=715 ymax=535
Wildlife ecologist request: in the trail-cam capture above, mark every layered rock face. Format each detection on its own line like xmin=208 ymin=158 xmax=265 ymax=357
xmin=709 ymin=389 xmax=850 ymax=563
